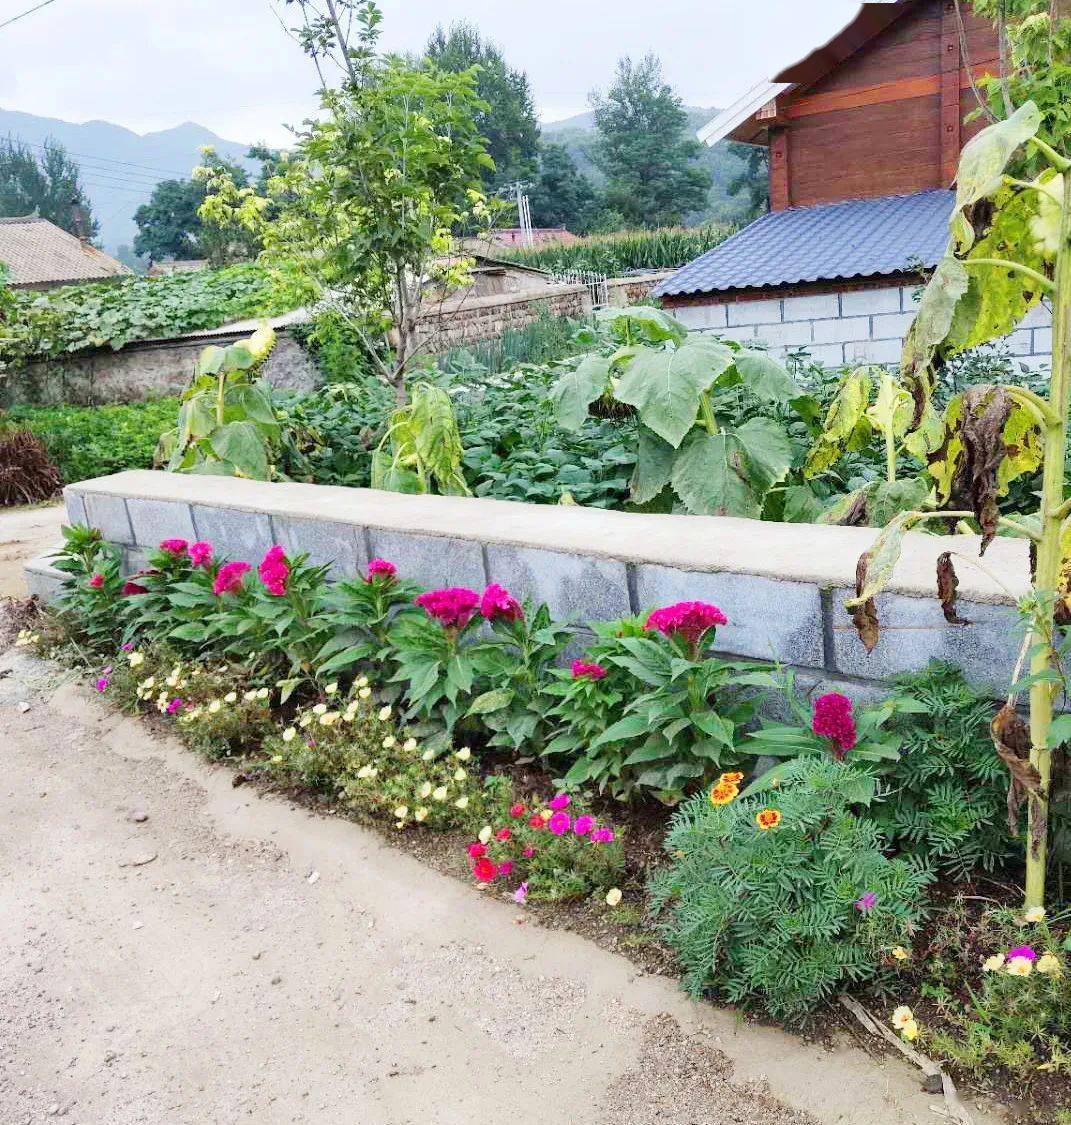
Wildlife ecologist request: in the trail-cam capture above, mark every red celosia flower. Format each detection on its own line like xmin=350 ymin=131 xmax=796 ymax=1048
xmin=571 ymin=660 xmax=607 ymax=681
xmin=811 ymin=692 xmax=857 ymax=758
xmin=495 ymin=827 xmax=512 ymax=841
xmin=89 ymin=572 xmax=104 ymax=589
xmin=189 ymin=541 xmax=213 ymax=568
xmin=414 ymin=587 xmax=480 ymax=629
xmin=159 ymin=538 xmax=188 ymax=557
xmin=213 ymin=561 xmax=251 ymax=596
xmin=528 ymin=814 xmax=544 ymax=830
xmin=472 ymin=857 xmax=498 ymax=883
xmin=645 ymin=601 xmax=727 ymax=647
xmin=467 ymin=842 xmax=486 ymax=859
xmin=366 ymin=558 xmax=397 ymax=582
xmin=509 ymin=802 xmax=525 ymax=819
xmin=122 ymin=579 xmax=148 ymax=596
xmin=480 ymin=583 xmax=524 ymax=623
xmin=258 ymin=545 xmax=290 ymax=597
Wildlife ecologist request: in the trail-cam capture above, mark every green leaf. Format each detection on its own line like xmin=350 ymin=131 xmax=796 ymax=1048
xmin=803 ymin=369 xmax=873 ymax=478
xmin=734 ymin=417 xmax=794 ymax=493
xmin=629 ymin=425 xmax=678 ymax=504
xmin=866 ymin=371 xmax=913 ymax=439
xmin=671 ymin=431 xmax=756 ymax=517
xmin=466 ymin=688 xmax=513 ymax=716
xmin=730 ymin=349 xmax=800 ymax=403
xmin=900 ymin=256 xmax=969 ymax=422
xmin=208 ymin=421 xmax=269 ymax=480
xmin=868 ymin=477 xmax=931 ymax=526
xmin=590 ymin=712 xmax=653 ymax=748
xmin=782 ymin=484 xmax=825 ymax=524
xmin=615 ymin=336 xmax=734 ymax=448
xmin=597 ymin=305 xmax=688 ymax=345
xmin=550 ymin=355 xmax=611 ymax=432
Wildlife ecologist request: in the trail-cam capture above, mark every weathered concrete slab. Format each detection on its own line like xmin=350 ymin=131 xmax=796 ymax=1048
xmin=127 ymin=498 xmax=197 ymax=546
xmin=272 ymin=516 xmax=367 ymax=580
xmin=486 ymin=545 xmax=630 ymax=623
xmin=63 ymin=487 xmax=87 ymax=527
xmin=191 ymin=506 xmax=275 ymax=561
xmin=367 ymin=530 xmax=486 ymax=591
xmin=83 ymin=494 xmax=133 ymax=546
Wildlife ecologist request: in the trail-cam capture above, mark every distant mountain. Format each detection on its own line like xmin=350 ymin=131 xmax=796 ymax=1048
xmin=0 ymin=109 xmax=259 ymax=254
xmin=543 ymin=106 xmax=759 ymax=224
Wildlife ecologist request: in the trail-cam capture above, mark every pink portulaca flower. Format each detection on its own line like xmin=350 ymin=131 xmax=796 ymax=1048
xmin=165 ymin=698 xmax=184 ymax=715
xmin=645 ymin=602 xmax=727 ymax=649
xmin=258 ymin=545 xmax=290 ymax=597
xmin=548 ymin=793 xmax=571 ymax=811
xmin=812 ymin=692 xmax=857 ymax=758
xmin=591 ymin=827 xmax=615 ymax=844
xmin=366 ymin=558 xmax=397 ymax=582
xmin=1008 ymin=945 xmax=1038 ymax=962
xmin=89 ymin=573 xmax=105 ymax=589
xmin=571 ymin=660 xmax=607 ymax=681
xmin=513 ymin=881 xmax=529 ymax=904
xmin=414 ymin=587 xmax=480 ymax=629
xmin=573 ymin=815 xmax=594 ymax=836
xmin=189 ymin=541 xmax=213 ymax=568
xmin=547 ymin=811 xmax=571 ymax=836
xmin=213 ymin=561 xmax=251 ymax=596
xmin=159 ymin=538 xmax=188 ymax=557
xmin=480 ymin=583 xmax=524 ymax=623
xmin=94 ymin=676 xmax=110 ymax=693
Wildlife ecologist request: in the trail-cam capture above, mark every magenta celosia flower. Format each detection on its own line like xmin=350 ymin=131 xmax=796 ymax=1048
xmin=189 ymin=541 xmax=213 ymax=568
xmin=166 ymin=698 xmax=184 ymax=715
xmin=480 ymin=583 xmax=524 ymax=623
xmin=812 ymin=692 xmax=857 ymax=758
xmin=414 ymin=587 xmax=480 ymax=629
xmin=645 ymin=602 xmax=728 ymax=648
xmin=94 ymin=676 xmax=109 ymax=693
xmin=548 ymin=811 xmax=571 ymax=836
xmin=122 ymin=579 xmax=148 ymax=596
xmin=513 ymin=881 xmax=528 ymax=904
xmin=1008 ymin=945 xmax=1038 ymax=961
xmin=159 ymin=538 xmax=188 ymax=557
xmin=213 ymin=560 xmax=251 ymax=596
xmin=366 ymin=557 xmax=397 ymax=582
xmin=258 ymin=545 xmax=290 ymax=597
xmin=854 ymin=891 xmax=877 ymax=912
xmin=571 ymin=660 xmax=607 ymax=681
xmin=591 ymin=827 xmax=615 ymax=844
xmin=89 ymin=572 xmax=104 ymax=589
xmin=573 ymin=815 xmax=594 ymax=836
xmin=548 ymin=793 xmax=571 ymax=811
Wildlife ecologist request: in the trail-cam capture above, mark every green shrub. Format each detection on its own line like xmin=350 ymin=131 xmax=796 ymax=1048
xmin=650 ymin=757 xmax=932 ymax=1020
xmin=7 ymin=398 xmax=177 ymax=484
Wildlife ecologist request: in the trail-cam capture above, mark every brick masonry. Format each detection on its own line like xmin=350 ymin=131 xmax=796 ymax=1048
xmin=669 ymin=283 xmax=1054 ymax=370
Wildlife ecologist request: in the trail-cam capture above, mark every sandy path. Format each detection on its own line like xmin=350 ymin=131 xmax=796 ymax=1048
xmin=0 ymin=503 xmax=65 ymax=598
xmin=0 ymin=649 xmax=1003 ymax=1125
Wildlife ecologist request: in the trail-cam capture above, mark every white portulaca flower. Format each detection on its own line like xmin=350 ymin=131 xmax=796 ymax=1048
xmin=312 ymin=703 xmax=328 ymax=715
xmin=377 ymin=705 xmax=392 ymax=722
xmin=224 ymin=691 xmax=238 ymax=704
xmin=282 ymin=727 xmax=297 ymax=743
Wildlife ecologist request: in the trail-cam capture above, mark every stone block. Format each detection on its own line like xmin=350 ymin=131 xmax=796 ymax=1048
xmin=123 ymin=547 xmax=150 ymax=576
xmin=802 ymin=342 xmax=846 ymax=367
xmin=272 ymin=515 xmax=367 ymax=580
xmin=63 ymin=487 xmax=87 ymax=527
xmin=727 ymin=298 xmax=782 ymax=326
xmin=485 ymin=544 xmax=630 ymax=624
xmin=191 ymin=506 xmax=275 ymax=561
xmin=830 ymin=588 xmax=1023 ymax=694
xmin=840 ymin=287 xmax=901 ymax=316
xmin=672 ymin=303 xmax=727 ymax=330
xmin=84 ymin=493 xmax=134 ymax=545
xmin=870 ymin=311 xmax=916 ymax=340
xmin=1033 ymin=326 xmax=1053 ymax=354
xmin=1019 ymin=301 xmax=1053 ymax=329
xmin=368 ymin=529 xmax=486 ymax=590
xmin=781 ymin=293 xmax=839 ymax=321
xmin=634 ymin=564 xmax=825 ymax=667
xmin=753 ymin=320 xmax=813 ymax=348
xmin=845 ymin=337 xmax=903 ymax=364
xmin=812 ymin=316 xmax=869 ymax=343
xmin=1005 ymin=328 xmax=1034 ymax=356
xmin=127 ymin=498 xmax=197 ymax=547
xmin=24 ymin=560 xmax=65 ymax=604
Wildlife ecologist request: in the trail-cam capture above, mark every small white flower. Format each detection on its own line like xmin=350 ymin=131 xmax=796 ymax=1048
xmin=394 ymin=805 xmax=409 ymax=820
xmin=358 ymin=686 xmax=371 ymax=699
xmin=256 ymin=687 xmax=270 ymax=701
xmin=455 ymin=747 xmax=471 ymax=762
xmin=421 ymin=749 xmax=435 ymax=761
xmin=403 ymin=737 xmax=417 ymax=753
xmin=299 ymin=714 xmax=312 ymax=728
xmin=605 ymin=888 xmax=622 ymax=907
xmin=224 ymin=691 xmax=238 ymax=704
xmin=128 ymin=652 xmax=144 ymax=668
xmin=377 ymin=705 xmax=392 ymax=722
xmin=418 ymin=781 xmax=433 ymax=799
xmin=414 ymin=807 xmax=428 ymax=822
xmin=478 ymin=825 xmax=492 ymax=845
xmin=356 ymin=764 xmax=374 ymax=779
xmin=355 ymin=675 xmax=369 ymax=689
xmin=208 ymin=699 xmax=222 ymax=714
xmin=312 ymin=703 xmax=328 ymax=715
xmin=319 ymin=712 xmax=340 ymax=727
xmin=454 ymin=796 xmax=469 ymax=810
xmin=325 ymin=682 xmax=338 ymax=696
xmin=282 ymin=727 xmax=296 ymax=743
xmin=454 ymin=768 xmax=467 ymax=782
xmin=1024 ymin=905 xmax=1046 ymax=924
xmin=382 ymin=736 xmax=397 ymax=749
xmin=432 ymin=785 xmax=448 ymax=802
xmin=166 ymin=673 xmax=179 ymax=688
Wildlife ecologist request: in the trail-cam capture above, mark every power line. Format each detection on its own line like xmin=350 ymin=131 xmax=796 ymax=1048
xmin=0 ymin=0 xmax=59 ymax=32
xmin=4 ymin=135 xmax=191 ymax=179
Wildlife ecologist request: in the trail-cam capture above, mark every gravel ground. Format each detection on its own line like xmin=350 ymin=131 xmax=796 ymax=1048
xmin=0 ymin=648 xmax=1005 ymax=1125
xmin=0 ymin=504 xmax=64 ymax=598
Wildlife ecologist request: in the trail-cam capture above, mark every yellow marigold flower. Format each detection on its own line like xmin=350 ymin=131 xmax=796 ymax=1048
xmin=224 ymin=691 xmax=238 ymax=704
xmin=377 ymin=705 xmax=392 ymax=721
xmin=1037 ymin=953 xmax=1061 ymax=976
xmin=418 ymin=781 xmax=433 ymax=799
xmin=982 ymin=953 xmax=1006 ymax=973
xmin=454 ymin=796 xmax=469 ymax=810
xmin=605 ymin=888 xmax=622 ymax=907
xmin=891 ymin=946 xmax=910 ymax=962
xmin=358 ymin=686 xmax=372 ymax=699
xmin=325 ymin=682 xmax=338 ymax=696
xmin=708 ymin=782 xmax=738 ymax=807
xmin=901 ymin=1019 xmax=920 ymax=1042
xmin=478 ymin=825 xmax=493 ymax=845
xmin=312 ymin=702 xmax=327 ymax=715
xmin=455 ymin=746 xmax=471 ymax=761
xmin=432 ymin=785 xmax=448 ymax=802
xmin=382 ymin=736 xmax=396 ymax=750
xmin=208 ymin=699 xmax=221 ymax=714
xmin=891 ymin=1006 xmax=914 ymax=1030
xmin=414 ymin=807 xmax=428 ymax=822
xmin=755 ymin=808 xmax=782 ymax=830
xmin=1024 ymin=905 xmax=1046 ymax=924
xmin=282 ymin=727 xmax=296 ymax=743
xmin=1006 ymin=956 xmax=1033 ymax=977
xmin=720 ymin=771 xmax=744 ymax=784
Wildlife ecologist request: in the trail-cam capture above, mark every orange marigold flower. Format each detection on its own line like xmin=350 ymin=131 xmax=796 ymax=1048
xmin=720 ymin=771 xmax=744 ymax=784
xmin=756 ymin=808 xmax=783 ymax=830
xmin=709 ymin=782 xmax=739 ymax=807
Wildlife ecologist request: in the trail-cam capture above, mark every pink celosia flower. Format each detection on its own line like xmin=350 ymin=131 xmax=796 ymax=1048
xmin=854 ymin=891 xmax=877 ymax=912
xmin=122 ymin=579 xmax=148 ymax=596
xmin=89 ymin=572 xmax=104 ymax=589
xmin=94 ymin=676 xmax=109 ymax=693
xmin=414 ymin=587 xmax=480 ymax=629
xmin=480 ymin=583 xmax=524 ymax=623
xmin=166 ymin=698 xmax=184 ymax=715
xmin=591 ymin=827 xmax=615 ymax=844
xmin=509 ymin=802 xmax=525 ymax=819
xmin=189 ymin=541 xmax=213 ymax=568
xmin=522 ymin=846 xmax=535 ymax=858
xmin=258 ymin=545 xmax=290 ymax=597
xmin=159 ymin=538 xmax=188 ymax=557
xmin=548 ymin=811 xmax=571 ymax=836
xmin=472 ymin=857 xmax=497 ymax=883
xmin=467 ymin=842 xmax=487 ymax=859
xmin=499 ymin=860 xmax=513 ymax=877
xmin=548 ymin=793 xmax=571 ymax=811
xmin=571 ymin=660 xmax=607 ymax=681
xmin=645 ymin=602 xmax=727 ymax=648
xmin=1008 ymin=945 xmax=1038 ymax=961
xmin=812 ymin=693 xmax=857 ymax=758
xmin=573 ymin=815 xmax=594 ymax=836
xmin=513 ymin=881 xmax=528 ymax=904
xmin=213 ymin=561 xmax=251 ymax=596
xmin=366 ymin=558 xmax=397 ymax=582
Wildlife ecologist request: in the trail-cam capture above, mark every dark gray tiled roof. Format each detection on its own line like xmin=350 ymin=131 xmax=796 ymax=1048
xmin=653 ymin=189 xmax=953 ymax=298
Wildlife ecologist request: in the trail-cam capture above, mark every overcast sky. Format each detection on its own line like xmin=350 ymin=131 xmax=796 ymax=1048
xmin=0 ymin=0 xmax=862 ymax=144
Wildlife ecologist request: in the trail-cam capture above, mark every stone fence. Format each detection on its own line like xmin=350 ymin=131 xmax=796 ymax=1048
xmin=27 ymin=470 xmax=1032 ymax=701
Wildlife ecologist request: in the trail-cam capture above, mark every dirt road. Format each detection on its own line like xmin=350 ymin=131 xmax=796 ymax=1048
xmin=0 ymin=648 xmax=1003 ymax=1125
xmin=0 ymin=504 xmax=65 ymax=598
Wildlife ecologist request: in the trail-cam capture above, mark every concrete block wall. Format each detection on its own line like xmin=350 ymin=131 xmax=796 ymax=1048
xmin=668 ymin=283 xmax=1054 ymax=370
xmin=28 ymin=471 xmax=1034 ymax=703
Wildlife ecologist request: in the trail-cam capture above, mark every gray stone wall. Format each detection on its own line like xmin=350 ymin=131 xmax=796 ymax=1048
xmin=668 ymin=283 xmax=1054 ymax=370
xmin=27 ymin=471 xmax=1032 ymax=704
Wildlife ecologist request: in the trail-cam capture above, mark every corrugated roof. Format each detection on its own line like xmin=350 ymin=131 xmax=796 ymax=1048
xmin=0 ymin=215 xmax=129 ymax=288
xmin=653 ymin=189 xmax=952 ymax=298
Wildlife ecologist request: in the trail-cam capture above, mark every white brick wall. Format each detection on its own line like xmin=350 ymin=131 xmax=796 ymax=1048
xmin=670 ymin=285 xmax=1053 ymax=370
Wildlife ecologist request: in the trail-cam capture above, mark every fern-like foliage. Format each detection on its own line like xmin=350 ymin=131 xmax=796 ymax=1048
xmin=650 ymin=758 xmax=932 ymax=1021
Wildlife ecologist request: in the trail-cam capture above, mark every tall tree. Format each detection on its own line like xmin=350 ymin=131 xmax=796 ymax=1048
xmin=590 ymin=55 xmax=711 ymax=227
xmin=726 ymin=142 xmax=769 ymax=220
xmin=0 ymin=138 xmax=99 ymax=239
xmin=528 ymin=142 xmax=599 ymax=232
xmin=424 ymin=23 xmax=540 ymax=191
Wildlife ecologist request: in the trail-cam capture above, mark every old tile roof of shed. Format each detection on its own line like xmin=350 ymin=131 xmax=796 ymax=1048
xmin=653 ymin=189 xmax=953 ymax=298
xmin=0 ymin=215 xmax=129 ymax=288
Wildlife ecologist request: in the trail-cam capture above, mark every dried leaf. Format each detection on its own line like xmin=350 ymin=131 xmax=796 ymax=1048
xmin=936 ymin=552 xmax=970 ymax=625
xmin=848 ymin=555 xmax=881 ymax=653
xmin=991 ymin=704 xmax=1039 ymax=834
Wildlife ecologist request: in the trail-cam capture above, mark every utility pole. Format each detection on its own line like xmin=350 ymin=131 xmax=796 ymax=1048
xmin=500 ymin=180 xmax=534 ymax=248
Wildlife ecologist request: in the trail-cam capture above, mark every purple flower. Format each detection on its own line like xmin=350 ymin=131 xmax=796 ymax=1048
xmin=573 ymin=815 xmax=594 ymax=836
xmin=94 ymin=677 xmax=110 ymax=693
xmin=165 ymin=698 xmax=184 ymax=715
xmin=1008 ymin=945 xmax=1038 ymax=961
xmin=121 ymin=642 xmax=134 ymax=652
xmin=512 ymin=881 xmax=528 ymax=905
xmin=548 ymin=792 xmax=571 ymax=811
xmin=591 ymin=827 xmax=615 ymax=844
xmin=854 ymin=892 xmax=877 ymax=913
xmin=547 ymin=811 xmax=571 ymax=836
